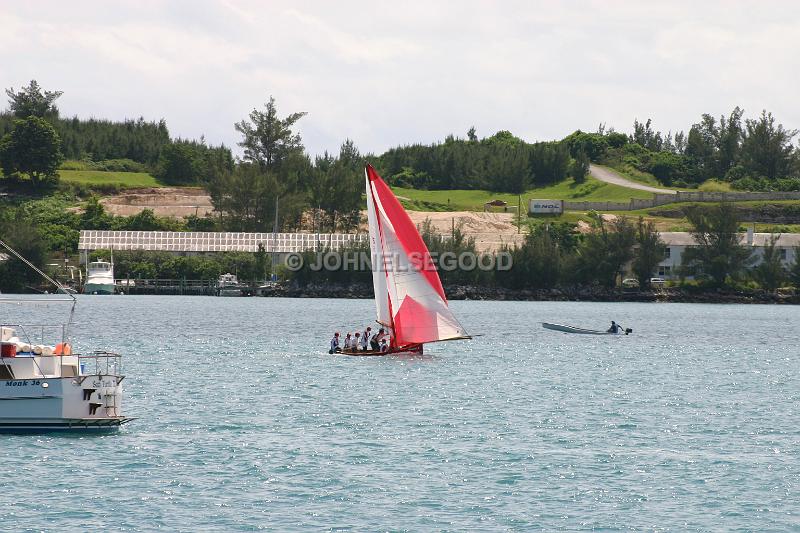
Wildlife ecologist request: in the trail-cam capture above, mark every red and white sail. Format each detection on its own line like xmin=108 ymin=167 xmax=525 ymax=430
xmin=365 ymin=164 xmax=468 ymax=347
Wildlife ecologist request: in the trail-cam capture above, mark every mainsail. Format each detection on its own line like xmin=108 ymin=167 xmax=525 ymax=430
xmin=365 ymin=164 xmax=468 ymax=348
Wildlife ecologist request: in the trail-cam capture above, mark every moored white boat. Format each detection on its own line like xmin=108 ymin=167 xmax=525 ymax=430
xmin=216 ymin=273 xmax=243 ymax=296
xmin=84 ymin=260 xmax=115 ymax=294
xmin=337 ymin=164 xmax=471 ymax=356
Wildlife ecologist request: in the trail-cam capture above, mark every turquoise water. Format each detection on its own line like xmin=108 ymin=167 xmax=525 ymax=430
xmin=1 ymin=296 xmax=798 ymax=531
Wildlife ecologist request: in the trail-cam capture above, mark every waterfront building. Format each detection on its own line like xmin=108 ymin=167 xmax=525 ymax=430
xmin=652 ymin=231 xmax=800 ymax=280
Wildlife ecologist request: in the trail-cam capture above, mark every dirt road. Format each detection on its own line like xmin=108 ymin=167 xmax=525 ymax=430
xmin=589 ymin=164 xmax=677 ymax=194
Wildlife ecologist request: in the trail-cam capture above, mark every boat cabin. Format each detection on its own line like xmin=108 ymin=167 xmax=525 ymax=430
xmin=88 ymin=261 xmax=112 ymax=273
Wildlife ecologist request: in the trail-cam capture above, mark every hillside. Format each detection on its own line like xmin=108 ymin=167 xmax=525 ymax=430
xmin=59 ymin=169 xmax=162 ymax=188
xmin=394 ymin=175 xmax=653 ymax=212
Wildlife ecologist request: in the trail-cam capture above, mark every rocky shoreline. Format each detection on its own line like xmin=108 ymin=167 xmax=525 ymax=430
xmin=259 ymin=282 xmax=800 ymax=304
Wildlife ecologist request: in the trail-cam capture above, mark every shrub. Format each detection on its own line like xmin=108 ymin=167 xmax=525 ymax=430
xmin=605 ymin=132 xmax=629 ymax=148
xmin=647 ymin=151 xmax=688 ymax=185
xmin=95 ymin=158 xmax=148 ymax=172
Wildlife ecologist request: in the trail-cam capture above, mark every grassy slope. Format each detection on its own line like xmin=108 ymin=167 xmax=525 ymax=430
xmin=58 ymin=169 xmax=162 ymax=188
xmin=603 ymin=200 xmax=800 ymax=233
xmin=393 ymin=175 xmax=653 ymax=211
xmin=600 ymin=163 xmax=736 ymax=193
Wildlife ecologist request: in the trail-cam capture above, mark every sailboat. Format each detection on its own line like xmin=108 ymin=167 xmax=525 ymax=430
xmin=339 ymin=164 xmax=471 ymax=356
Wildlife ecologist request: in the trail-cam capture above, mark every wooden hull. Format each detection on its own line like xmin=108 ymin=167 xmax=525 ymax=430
xmin=335 ymin=345 xmax=424 ymax=356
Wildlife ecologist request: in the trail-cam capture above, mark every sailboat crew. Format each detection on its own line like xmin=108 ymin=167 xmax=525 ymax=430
xmin=380 ymin=338 xmax=389 ymax=353
xmin=330 ymin=332 xmax=341 ymax=353
xmin=361 ymin=327 xmax=371 ymax=351
xmin=353 ymin=332 xmax=361 ymax=351
xmin=370 ymin=328 xmax=387 ymax=351
xmin=343 ymin=332 xmax=354 ymax=350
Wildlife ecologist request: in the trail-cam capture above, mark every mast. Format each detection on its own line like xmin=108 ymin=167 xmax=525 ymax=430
xmin=365 ymin=168 xmax=393 ymax=331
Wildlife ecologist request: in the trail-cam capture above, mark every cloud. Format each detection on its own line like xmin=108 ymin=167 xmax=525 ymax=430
xmin=0 ymin=0 xmax=798 ymax=157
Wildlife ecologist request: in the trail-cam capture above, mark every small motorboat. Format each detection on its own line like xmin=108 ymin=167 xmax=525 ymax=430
xmin=542 ymin=322 xmax=632 ymax=335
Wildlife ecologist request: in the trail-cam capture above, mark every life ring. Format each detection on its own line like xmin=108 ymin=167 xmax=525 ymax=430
xmin=53 ymin=343 xmax=72 ymax=356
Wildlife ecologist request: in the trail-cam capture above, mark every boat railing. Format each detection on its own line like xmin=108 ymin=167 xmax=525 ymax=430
xmin=2 ymin=323 xmax=68 ymax=348
xmin=1 ymin=323 xmax=123 ymax=378
xmin=77 ymin=351 xmax=123 ymax=378
xmin=1 ymin=322 xmax=69 ymax=378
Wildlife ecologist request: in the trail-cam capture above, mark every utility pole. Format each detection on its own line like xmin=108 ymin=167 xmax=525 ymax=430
xmin=517 ymin=194 xmax=521 ymax=234
xmin=271 ymin=195 xmax=279 ymax=281
xmin=316 ymin=204 xmax=321 ymax=251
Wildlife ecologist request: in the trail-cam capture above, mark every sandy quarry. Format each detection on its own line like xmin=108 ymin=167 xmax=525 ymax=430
xmin=97 ymin=188 xmax=526 ymax=251
xmin=100 ymin=188 xmax=214 ymax=218
xmin=405 ymin=210 xmax=525 ymax=252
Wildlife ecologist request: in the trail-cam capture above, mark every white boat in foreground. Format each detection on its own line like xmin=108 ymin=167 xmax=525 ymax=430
xmin=337 ymin=164 xmax=471 ymax=356
xmin=0 ymin=240 xmax=131 ymax=431
xmin=542 ymin=322 xmax=632 ymax=335
xmin=0 ymin=322 xmax=130 ymax=430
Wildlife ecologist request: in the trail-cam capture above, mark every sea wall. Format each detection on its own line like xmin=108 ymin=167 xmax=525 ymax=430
xmin=258 ymin=282 xmax=800 ymax=304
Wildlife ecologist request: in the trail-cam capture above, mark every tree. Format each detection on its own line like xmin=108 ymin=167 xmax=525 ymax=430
xmin=0 ymin=116 xmax=63 ymax=186
xmin=0 ymin=208 xmax=48 ymax=292
xmin=483 ymin=130 xmax=523 ymax=147
xmin=740 ymin=110 xmax=797 ymax=180
xmin=80 ymin=196 xmax=112 ymax=229
xmin=631 ymin=119 xmax=663 ymax=152
xmin=467 ymin=126 xmax=477 ymax=142
xmin=6 ymin=80 xmax=63 ymax=119
xmin=208 ymin=162 xmax=309 ymax=232
xmin=234 ymin=96 xmax=307 ymax=170
xmin=605 ymin=131 xmax=629 ymax=149
xmin=647 ymin=151 xmax=688 ymax=185
xmin=156 ymin=141 xmax=204 ymax=184
xmin=751 ymin=234 xmax=786 ymax=292
xmin=563 ymin=131 xmax=608 ymax=160
xmin=484 ymin=144 xmax=531 ymax=193
xmin=208 ymin=163 xmax=278 ymax=231
xmin=715 ymin=107 xmax=743 ymax=177
xmin=503 ymin=224 xmax=563 ymax=289
xmin=569 ymin=149 xmax=589 ymax=184
xmin=790 ymin=247 xmax=800 ymax=288
xmin=680 ymin=203 xmax=752 ymax=286
xmin=632 ymin=217 xmax=665 ymax=288
xmin=573 ymin=214 xmax=636 ymax=287
xmin=308 ymin=141 xmax=363 ymax=232
xmin=685 ymin=115 xmax=717 ymax=180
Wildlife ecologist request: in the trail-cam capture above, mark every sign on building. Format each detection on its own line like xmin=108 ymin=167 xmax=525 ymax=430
xmin=528 ymin=199 xmax=563 ymax=214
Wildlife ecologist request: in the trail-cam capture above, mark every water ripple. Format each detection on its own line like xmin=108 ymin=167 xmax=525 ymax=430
xmin=0 ymin=297 xmax=797 ymax=531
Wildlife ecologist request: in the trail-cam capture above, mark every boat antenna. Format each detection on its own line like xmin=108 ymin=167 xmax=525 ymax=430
xmin=0 ymin=238 xmax=77 ymax=322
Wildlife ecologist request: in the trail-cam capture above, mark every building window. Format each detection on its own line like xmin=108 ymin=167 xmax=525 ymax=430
xmin=780 ymin=248 xmax=787 ymax=260
xmin=664 ymin=247 xmax=671 ymax=259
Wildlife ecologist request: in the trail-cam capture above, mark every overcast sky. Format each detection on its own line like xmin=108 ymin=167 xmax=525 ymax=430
xmin=1 ymin=1 xmax=798 ymax=157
